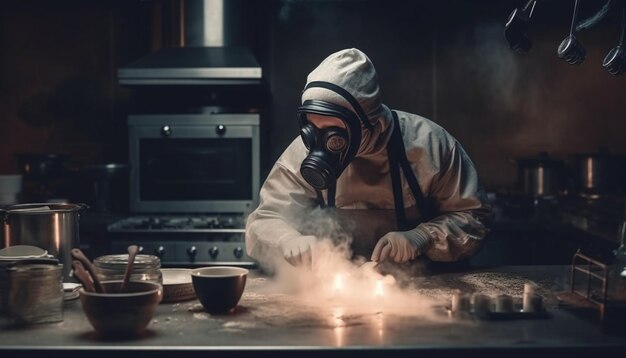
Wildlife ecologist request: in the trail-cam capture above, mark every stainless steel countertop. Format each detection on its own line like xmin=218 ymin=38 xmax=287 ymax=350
xmin=1 ymin=265 xmax=625 ymax=357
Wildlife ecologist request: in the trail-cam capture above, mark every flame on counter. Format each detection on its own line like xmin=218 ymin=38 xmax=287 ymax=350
xmin=374 ymin=279 xmax=384 ymax=297
xmin=376 ymin=312 xmax=385 ymax=343
xmin=333 ymin=274 xmax=344 ymax=293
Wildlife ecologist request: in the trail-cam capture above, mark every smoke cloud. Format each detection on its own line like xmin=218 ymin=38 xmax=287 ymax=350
xmin=263 ymin=208 xmax=446 ymax=321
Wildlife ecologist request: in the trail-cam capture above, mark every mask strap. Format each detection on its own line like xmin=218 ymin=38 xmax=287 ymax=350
xmin=304 ymin=81 xmax=374 ymax=131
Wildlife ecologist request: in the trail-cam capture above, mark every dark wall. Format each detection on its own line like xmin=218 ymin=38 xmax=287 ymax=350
xmin=0 ymin=0 xmax=151 ymax=171
xmin=1 ymin=0 xmax=625 ymax=194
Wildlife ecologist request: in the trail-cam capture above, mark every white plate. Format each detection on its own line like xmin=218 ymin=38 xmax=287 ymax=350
xmin=0 ymin=245 xmax=48 ymax=260
xmin=162 ymin=268 xmax=192 ymax=285
xmin=63 ymin=282 xmax=81 ymax=301
xmin=161 ymin=268 xmax=195 ymax=303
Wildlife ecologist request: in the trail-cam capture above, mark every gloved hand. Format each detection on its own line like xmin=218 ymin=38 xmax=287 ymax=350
xmin=371 ymin=229 xmax=431 ymax=263
xmin=281 ymin=235 xmax=318 ymax=268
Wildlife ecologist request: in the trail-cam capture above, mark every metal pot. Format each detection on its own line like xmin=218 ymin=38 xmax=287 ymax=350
xmin=515 ymin=153 xmax=565 ymax=198
xmin=572 ymin=153 xmax=609 ymax=197
xmin=1 ymin=202 xmax=88 ymax=279
xmin=572 ymin=152 xmax=626 ymax=197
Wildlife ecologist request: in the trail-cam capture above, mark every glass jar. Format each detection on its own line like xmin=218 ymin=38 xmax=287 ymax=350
xmin=93 ymin=254 xmax=162 ymax=285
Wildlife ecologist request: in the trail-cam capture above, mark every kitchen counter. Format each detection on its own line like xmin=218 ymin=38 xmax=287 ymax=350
xmin=1 ymin=265 xmax=625 ymax=357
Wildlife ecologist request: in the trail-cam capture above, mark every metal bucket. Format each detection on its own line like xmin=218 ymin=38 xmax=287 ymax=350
xmin=1 ymin=203 xmax=87 ymax=279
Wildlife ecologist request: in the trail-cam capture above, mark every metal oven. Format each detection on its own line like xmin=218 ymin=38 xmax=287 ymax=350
xmin=126 ymin=113 xmax=259 ymax=214
xmin=107 ymin=113 xmax=260 ymax=267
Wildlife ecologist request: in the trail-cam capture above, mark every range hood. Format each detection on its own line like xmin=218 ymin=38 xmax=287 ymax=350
xmin=117 ymin=0 xmax=262 ymax=85
xmin=117 ymin=47 xmax=262 ymax=85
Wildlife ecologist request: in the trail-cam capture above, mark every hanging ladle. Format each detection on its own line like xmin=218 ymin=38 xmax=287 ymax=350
xmin=120 ymin=245 xmax=139 ymax=293
xmin=603 ymin=6 xmax=626 ymax=76
xmin=558 ymin=0 xmax=587 ymax=65
xmin=504 ymin=0 xmax=537 ymax=53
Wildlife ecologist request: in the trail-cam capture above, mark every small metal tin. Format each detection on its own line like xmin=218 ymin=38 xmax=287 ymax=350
xmin=8 ymin=263 xmax=64 ymax=325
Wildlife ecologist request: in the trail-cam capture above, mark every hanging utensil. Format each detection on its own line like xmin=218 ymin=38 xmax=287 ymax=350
xmin=558 ymin=0 xmax=587 ymax=65
xmin=576 ymin=0 xmax=615 ymax=31
xmin=504 ymin=0 xmax=537 ymax=53
xmin=603 ymin=6 xmax=626 ymax=76
xmin=120 ymin=245 xmax=139 ymax=293
xmin=70 ymin=248 xmax=104 ymax=293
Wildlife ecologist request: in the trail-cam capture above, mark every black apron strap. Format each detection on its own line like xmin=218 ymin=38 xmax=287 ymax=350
xmin=315 ymin=189 xmax=326 ymax=209
xmin=388 ymin=111 xmax=435 ymax=227
xmin=327 ymin=182 xmax=336 ymax=208
xmin=387 ymin=121 xmax=408 ymax=229
xmin=314 ymin=182 xmax=336 ymax=208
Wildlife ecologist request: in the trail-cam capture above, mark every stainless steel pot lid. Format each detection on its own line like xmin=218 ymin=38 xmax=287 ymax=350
xmin=1 ymin=202 xmax=88 ymax=214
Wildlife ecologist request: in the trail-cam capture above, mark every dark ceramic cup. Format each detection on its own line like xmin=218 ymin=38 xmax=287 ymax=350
xmin=190 ymin=266 xmax=248 ymax=314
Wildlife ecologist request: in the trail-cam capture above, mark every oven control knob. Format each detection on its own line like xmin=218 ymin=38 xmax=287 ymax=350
xmin=161 ymin=125 xmax=172 ymax=137
xmin=216 ymin=124 xmax=226 ymax=136
xmin=187 ymin=246 xmax=197 ymax=258
xmin=138 ymin=246 xmax=145 ymax=254
xmin=209 ymin=246 xmax=219 ymax=258
xmin=155 ymin=246 xmax=165 ymax=258
xmin=233 ymin=246 xmax=244 ymax=259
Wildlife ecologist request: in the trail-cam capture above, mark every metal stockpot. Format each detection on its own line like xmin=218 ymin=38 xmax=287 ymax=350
xmin=572 ymin=152 xmax=626 ymax=197
xmin=572 ymin=153 xmax=609 ymax=197
xmin=1 ymin=203 xmax=88 ymax=279
xmin=515 ymin=154 xmax=565 ymax=198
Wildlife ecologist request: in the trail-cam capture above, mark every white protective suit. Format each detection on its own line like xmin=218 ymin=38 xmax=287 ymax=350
xmin=245 ymin=48 xmax=492 ymax=269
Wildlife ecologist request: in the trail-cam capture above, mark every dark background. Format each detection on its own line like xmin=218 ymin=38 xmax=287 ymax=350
xmin=1 ymin=0 xmax=625 ymax=194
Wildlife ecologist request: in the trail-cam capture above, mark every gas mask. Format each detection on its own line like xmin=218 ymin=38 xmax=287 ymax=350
xmin=297 ymin=100 xmax=362 ymax=190
xmin=297 ymin=81 xmax=374 ymax=193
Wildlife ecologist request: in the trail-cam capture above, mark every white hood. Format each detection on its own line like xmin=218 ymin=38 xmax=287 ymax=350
xmin=301 ymin=48 xmax=393 ymax=155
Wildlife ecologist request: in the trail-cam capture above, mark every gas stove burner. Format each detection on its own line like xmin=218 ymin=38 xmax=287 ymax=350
xmin=107 ymin=214 xmax=246 ymax=233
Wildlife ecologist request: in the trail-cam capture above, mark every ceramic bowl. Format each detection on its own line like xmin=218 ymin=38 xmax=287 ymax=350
xmin=78 ymin=280 xmax=162 ymax=337
xmin=161 ymin=268 xmax=195 ymax=303
xmin=190 ymin=266 xmax=248 ymax=314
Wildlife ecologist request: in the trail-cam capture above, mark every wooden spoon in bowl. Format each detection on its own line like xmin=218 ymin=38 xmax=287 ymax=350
xmin=71 ymin=260 xmax=95 ymax=293
xmin=71 ymin=248 xmax=104 ymax=293
xmin=120 ymin=245 xmax=139 ymax=293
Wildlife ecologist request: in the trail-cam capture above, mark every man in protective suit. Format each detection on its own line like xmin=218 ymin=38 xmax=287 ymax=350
xmin=245 ymin=48 xmax=492 ymax=270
